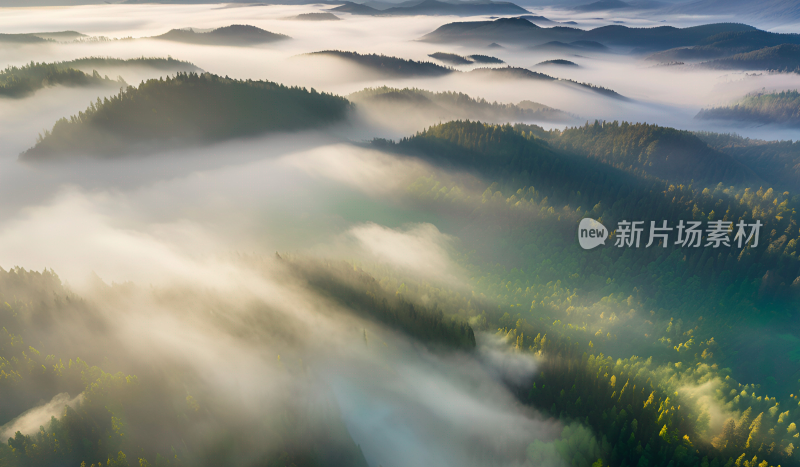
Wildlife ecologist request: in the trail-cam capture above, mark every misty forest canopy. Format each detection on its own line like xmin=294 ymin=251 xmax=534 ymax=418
xmin=8 ymin=118 xmax=800 ymax=467
xmin=428 ymin=52 xmax=505 ymax=65
xmin=420 ymin=18 xmax=769 ymax=52
xmin=152 ymin=25 xmax=290 ymax=46
xmin=0 ymin=61 xmax=122 ymax=98
xmin=348 ymin=86 xmax=575 ymax=123
xmin=305 ymin=50 xmax=455 ymax=77
xmin=696 ymin=91 xmax=800 ymax=126
xmin=0 ymin=257 xmax=473 ymax=467
xmin=0 ymin=31 xmax=86 ymax=44
xmin=0 ymin=58 xmax=201 ymax=98
xmin=307 ymin=50 xmax=626 ymax=98
xmin=647 ymin=30 xmax=800 ymax=64
xmin=698 ymin=131 xmax=800 ymax=193
xmin=23 ymin=72 xmax=350 ymax=158
xmin=366 ymin=119 xmax=800 ymax=466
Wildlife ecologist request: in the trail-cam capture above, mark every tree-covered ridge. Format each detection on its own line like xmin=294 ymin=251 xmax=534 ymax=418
xmin=697 ymin=132 xmax=800 ymax=193
xmin=358 ymin=231 xmax=800 ymax=467
xmin=306 ymin=50 xmax=454 ymax=77
xmin=348 ymin=86 xmax=575 ymax=123
xmin=285 ymin=257 xmax=476 ymax=350
xmin=377 ymin=121 xmax=800 ymax=306
xmin=0 ymin=33 xmax=50 ymax=44
xmin=699 ymin=44 xmax=800 ymax=72
xmin=551 ymin=121 xmax=762 ymax=185
xmin=0 ymin=256 xmax=476 ymax=467
xmin=469 ymin=54 xmax=504 ymax=63
xmin=428 ymin=52 xmax=473 ymax=65
xmin=647 ymin=29 xmax=800 ymax=63
xmin=426 ymin=52 xmax=505 ymax=66
xmin=0 ymin=265 xmax=373 ymax=467
xmin=152 ymin=25 xmax=289 ymax=46
xmin=0 ymin=58 xmax=201 ymax=99
xmin=286 ymin=12 xmax=341 ymax=20
xmin=420 ymin=17 xmax=755 ymax=51
xmin=696 ymin=91 xmax=800 ymax=126
xmin=468 ymin=66 xmax=627 ymax=100
xmin=22 ymin=72 xmax=352 ymax=159
xmin=62 ymin=56 xmax=202 ymax=73
xmin=0 ymin=61 xmax=123 ymax=98
xmin=361 ymin=121 xmax=800 ymax=466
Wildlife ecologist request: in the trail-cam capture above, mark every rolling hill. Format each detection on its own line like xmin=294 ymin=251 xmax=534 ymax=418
xmin=429 ymin=52 xmax=473 ymax=65
xmin=696 ymin=90 xmax=800 ymax=125
xmin=535 ymin=59 xmax=579 ymax=67
xmin=349 ymin=86 xmax=575 ymax=124
xmin=305 ymin=50 xmax=454 ymax=77
xmin=152 ymin=25 xmax=289 ymax=46
xmin=699 ymin=43 xmax=800 ymax=71
xmin=329 ymin=0 xmax=529 ymax=16
xmin=421 ymin=18 xmax=760 ymax=52
xmin=647 ymin=30 xmax=800 ymax=63
xmin=0 ymin=61 xmax=124 ymax=98
xmin=23 ymin=72 xmax=351 ymax=159
xmin=287 ymin=12 xmax=341 ymax=20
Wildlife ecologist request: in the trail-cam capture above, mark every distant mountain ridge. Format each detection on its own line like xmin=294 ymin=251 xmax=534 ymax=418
xmin=647 ymin=30 xmax=800 ymax=62
xmin=349 ymin=86 xmax=576 ymax=125
xmin=665 ymin=0 xmax=800 ymax=25
xmin=152 ymin=25 xmax=289 ymax=46
xmin=329 ymin=0 xmax=529 ymax=16
xmin=305 ymin=51 xmax=626 ymax=99
xmin=420 ymin=18 xmax=760 ymax=52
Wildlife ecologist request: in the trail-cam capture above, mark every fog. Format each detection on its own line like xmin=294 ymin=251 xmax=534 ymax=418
xmin=2 ymin=4 xmax=800 ymax=143
xmin=1 ymin=3 xmax=799 ymax=466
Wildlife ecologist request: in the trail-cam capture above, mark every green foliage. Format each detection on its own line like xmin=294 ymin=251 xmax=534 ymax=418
xmin=286 ymin=258 xmax=476 ymax=350
xmin=0 ymin=61 xmax=119 ymax=98
xmin=307 ymin=50 xmax=453 ymax=77
xmin=697 ymin=131 xmax=800 ymax=192
xmin=697 ymin=90 xmax=800 ymax=126
xmin=552 ymin=121 xmax=760 ymax=185
xmin=23 ymin=72 xmax=352 ymax=158
xmin=348 ymin=86 xmax=573 ymax=123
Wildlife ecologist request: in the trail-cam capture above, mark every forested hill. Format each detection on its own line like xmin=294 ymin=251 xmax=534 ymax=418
xmin=285 ymin=257 xmax=476 ymax=350
xmin=374 ymin=120 xmax=800 ymax=467
xmin=22 ymin=72 xmax=351 ymax=159
xmin=647 ymin=30 xmax=800 ymax=63
xmin=696 ymin=90 xmax=800 ymax=126
xmin=390 ymin=120 xmax=757 ymax=187
xmin=551 ymin=121 xmax=761 ymax=185
xmin=420 ymin=18 xmax=756 ymax=51
xmin=62 ymin=56 xmax=201 ymax=73
xmin=697 ymin=131 xmax=800 ymax=193
xmin=152 ymin=25 xmax=289 ymax=46
xmin=0 ymin=58 xmax=201 ymax=98
xmin=305 ymin=50 xmax=454 ymax=77
xmin=349 ymin=86 xmax=575 ymax=123
xmin=0 ymin=33 xmax=50 ymax=44
xmin=0 ymin=61 xmax=122 ymax=98
xmin=699 ymin=44 xmax=800 ymax=71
